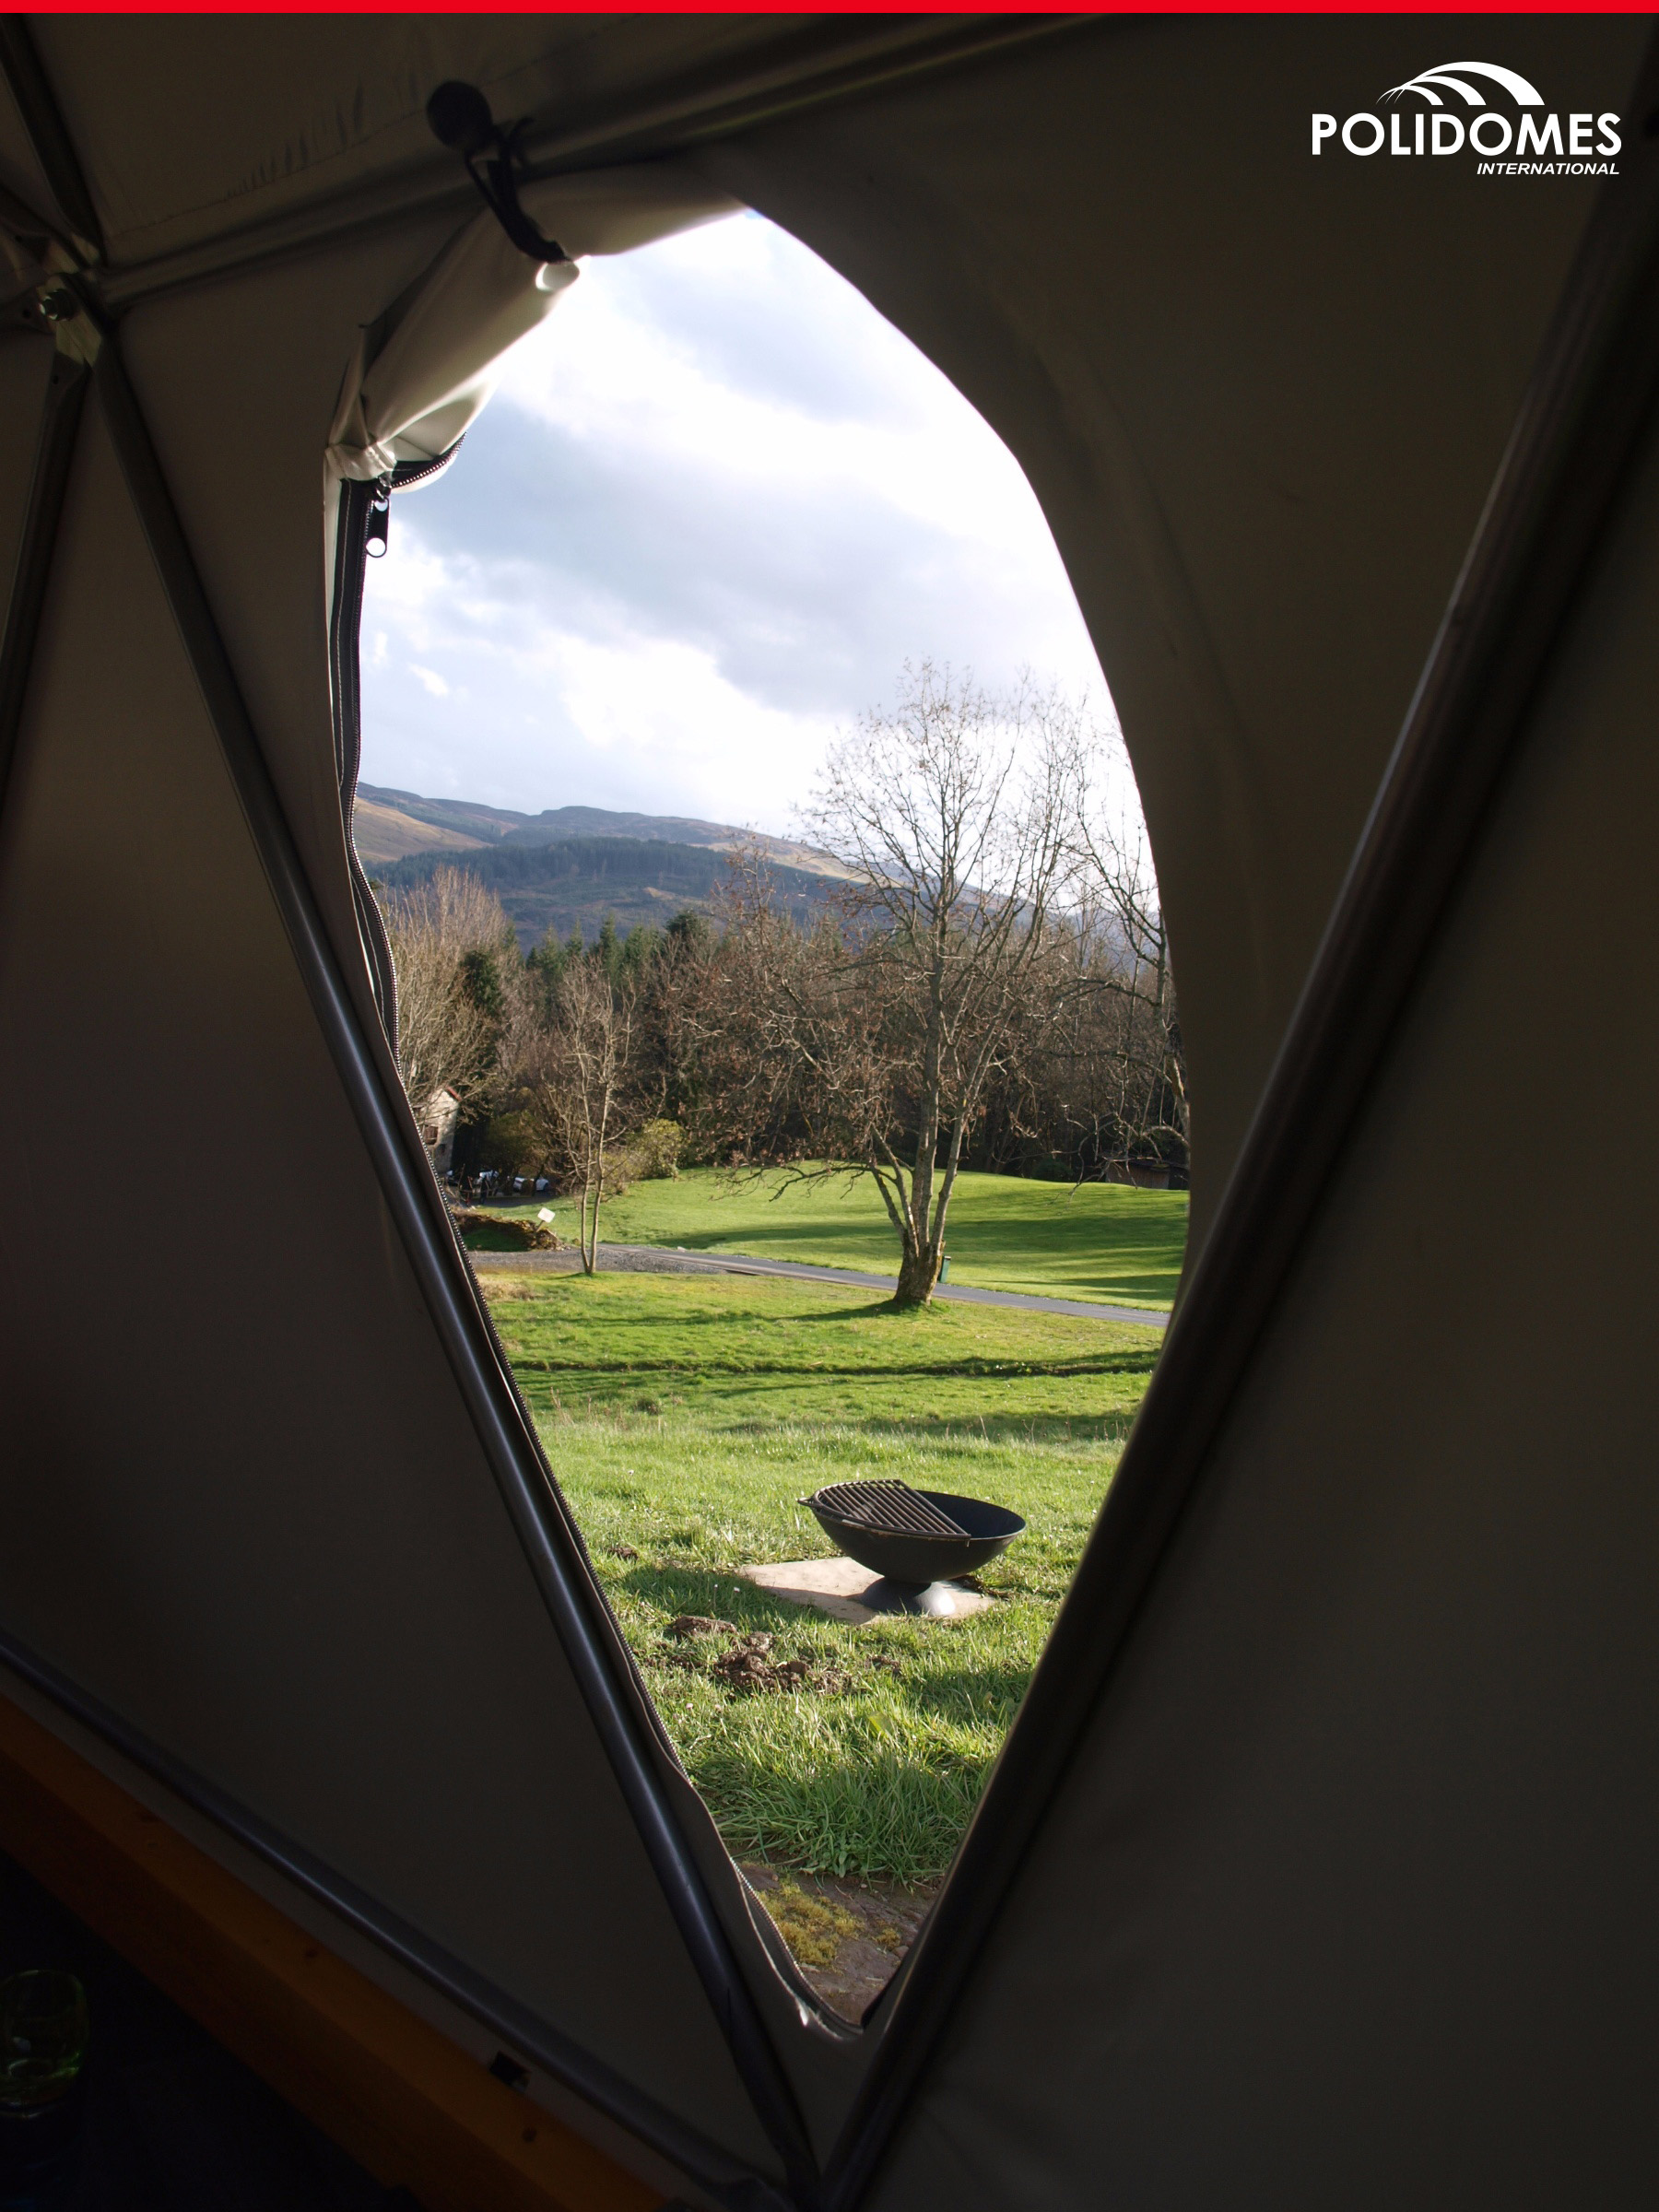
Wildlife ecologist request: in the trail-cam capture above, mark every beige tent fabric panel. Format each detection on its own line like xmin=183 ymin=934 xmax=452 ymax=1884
xmin=868 ymin=398 xmax=1659 ymax=2210
xmin=326 ymin=166 xmax=737 ymax=480
xmin=0 ymin=389 xmax=778 ymax=2170
xmin=29 ymin=11 xmax=782 ymax=265
xmin=115 ymin=173 xmax=883 ymax=2159
xmin=117 ymin=214 xmax=464 ymax=1022
xmin=704 ymin=14 xmax=1646 ymax=1251
xmin=0 ymin=332 xmax=54 ymax=618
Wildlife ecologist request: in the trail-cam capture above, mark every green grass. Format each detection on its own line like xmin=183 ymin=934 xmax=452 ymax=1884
xmin=484 ymin=1267 xmax=1161 ymax=1883
xmin=488 ymin=1164 xmax=1188 ymax=1311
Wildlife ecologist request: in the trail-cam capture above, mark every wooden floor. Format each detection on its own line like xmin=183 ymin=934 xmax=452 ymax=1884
xmin=0 ymin=1844 xmax=411 ymax=2208
xmin=0 ymin=1697 xmax=665 ymax=2212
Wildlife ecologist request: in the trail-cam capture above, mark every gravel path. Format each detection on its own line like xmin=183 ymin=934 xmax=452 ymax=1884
xmin=468 ymin=1240 xmax=1169 ymax=1329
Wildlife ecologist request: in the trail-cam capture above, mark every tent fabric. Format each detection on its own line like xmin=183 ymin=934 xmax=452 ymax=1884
xmin=51 ymin=144 xmax=862 ymax=2200
xmin=324 ymin=236 xmax=577 ymax=483
xmin=867 ymin=385 xmax=1659 ymax=2211
xmin=0 ymin=14 xmax=1654 ymax=2212
xmin=28 ymin=14 xmax=1009 ymax=271
xmin=0 ymin=382 xmax=782 ymax=2183
xmin=325 ymin=164 xmax=735 ymax=482
xmin=701 ymin=9 xmax=1648 ymax=1254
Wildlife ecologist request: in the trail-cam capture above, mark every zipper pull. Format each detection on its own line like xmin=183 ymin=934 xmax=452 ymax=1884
xmin=365 ymin=475 xmax=391 ymax=559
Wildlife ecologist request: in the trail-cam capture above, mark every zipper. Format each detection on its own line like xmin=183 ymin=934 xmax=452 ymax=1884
xmin=330 ymin=476 xmax=396 ymax=1034
xmin=329 ymin=444 xmax=468 ymax=1035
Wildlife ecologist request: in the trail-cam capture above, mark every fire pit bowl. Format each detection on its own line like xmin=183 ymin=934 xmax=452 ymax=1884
xmin=801 ymin=1479 xmax=1025 ymax=1589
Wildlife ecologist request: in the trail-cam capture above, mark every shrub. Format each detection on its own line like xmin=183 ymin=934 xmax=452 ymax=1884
xmin=619 ymin=1118 xmax=685 ymax=1182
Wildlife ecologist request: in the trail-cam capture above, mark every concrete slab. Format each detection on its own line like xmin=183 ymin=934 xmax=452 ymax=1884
xmin=735 ymin=1557 xmax=994 ymax=1624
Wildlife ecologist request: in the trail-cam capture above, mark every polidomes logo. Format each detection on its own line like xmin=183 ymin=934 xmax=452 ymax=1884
xmin=1383 ymin=60 xmax=1545 ymax=110
xmin=1312 ymin=60 xmax=1621 ymax=172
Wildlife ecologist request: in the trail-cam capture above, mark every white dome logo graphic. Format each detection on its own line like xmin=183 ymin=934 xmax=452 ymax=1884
xmin=1382 ymin=62 xmax=1546 ymax=110
xmin=1312 ymin=57 xmax=1618 ymax=169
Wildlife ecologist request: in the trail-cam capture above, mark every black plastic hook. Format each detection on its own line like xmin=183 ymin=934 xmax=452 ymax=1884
xmin=427 ymin=80 xmax=568 ymax=265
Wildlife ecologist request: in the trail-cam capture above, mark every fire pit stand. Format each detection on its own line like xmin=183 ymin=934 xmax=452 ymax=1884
xmin=800 ymin=1480 xmax=1025 ymax=1618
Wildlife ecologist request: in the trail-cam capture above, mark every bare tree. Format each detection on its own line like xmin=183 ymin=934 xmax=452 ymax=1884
xmin=717 ymin=661 xmax=1098 ymax=1304
xmin=379 ymin=866 xmax=522 ymax=1123
xmin=1065 ymin=770 xmax=1187 ymax=1176
xmin=524 ymin=958 xmax=634 ymax=1276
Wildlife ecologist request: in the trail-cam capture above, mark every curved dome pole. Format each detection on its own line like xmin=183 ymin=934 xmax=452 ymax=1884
xmin=827 ymin=30 xmax=1659 ymax=2212
xmin=0 ymin=18 xmax=102 ymax=266
xmin=0 ymin=345 xmax=88 ymax=813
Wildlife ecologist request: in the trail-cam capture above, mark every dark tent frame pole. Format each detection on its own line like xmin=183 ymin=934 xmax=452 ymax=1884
xmin=825 ymin=38 xmax=1659 ymax=2209
xmin=0 ymin=17 xmax=103 ymax=263
xmin=0 ymin=347 xmax=88 ymax=807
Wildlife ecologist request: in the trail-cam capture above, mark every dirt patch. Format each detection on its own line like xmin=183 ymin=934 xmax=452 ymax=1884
xmin=664 ymin=1619 xmax=852 ymax=1696
xmin=454 ymin=1210 xmax=558 ymax=1251
xmin=746 ymin=1865 xmax=937 ymax=2022
xmin=712 ymin=1631 xmax=851 ymax=1696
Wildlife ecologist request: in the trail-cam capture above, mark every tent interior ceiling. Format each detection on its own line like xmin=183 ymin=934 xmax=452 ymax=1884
xmin=0 ymin=13 xmax=1654 ymax=2211
xmin=33 ymin=13 xmax=1065 ymax=280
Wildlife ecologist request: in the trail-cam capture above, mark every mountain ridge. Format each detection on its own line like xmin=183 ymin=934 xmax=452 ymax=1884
xmin=357 ymin=784 xmax=847 ymax=950
xmin=355 ymin=783 xmax=847 ymax=877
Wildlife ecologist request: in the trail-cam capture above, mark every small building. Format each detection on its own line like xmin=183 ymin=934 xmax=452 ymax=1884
xmin=418 ymin=1086 xmax=460 ymax=1175
xmin=1103 ymin=1158 xmax=1182 ymax=1190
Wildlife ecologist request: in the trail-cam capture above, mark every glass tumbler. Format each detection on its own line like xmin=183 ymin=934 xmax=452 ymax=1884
xmin=0 ymin=1975 xmax=88 ymax=2116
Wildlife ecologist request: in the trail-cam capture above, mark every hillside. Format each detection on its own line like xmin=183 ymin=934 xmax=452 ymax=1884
xmin=351 ymin=795 xmax=487 ymax=865
xmin=356 ymin=784 xmax=846 ymax=877
xmin=371 ymin=827 xmax=840 ymax=949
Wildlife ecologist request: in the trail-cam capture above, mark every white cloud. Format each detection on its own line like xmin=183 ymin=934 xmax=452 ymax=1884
xmin=360 ymin=212 xmax=1120 ymax=830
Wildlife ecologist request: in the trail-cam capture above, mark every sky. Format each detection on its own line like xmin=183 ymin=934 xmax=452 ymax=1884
xmin=359 ymin=208 xmax=1117 ymax=837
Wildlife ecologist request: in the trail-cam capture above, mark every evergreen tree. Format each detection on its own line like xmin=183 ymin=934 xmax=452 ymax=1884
xmin=595 ymin=912 xmax=619 ymax=981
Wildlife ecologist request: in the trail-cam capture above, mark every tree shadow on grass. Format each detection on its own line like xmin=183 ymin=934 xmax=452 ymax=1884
xmin=719 ymin=1406 xmax=1144 ymax=1448
xmin=527 ymin=1342 xmax=1164 ymax=1378
xmin=791 ymin=1300 xmax=913 ymax=1323
xmin=619 ymin=1206 xmax=1186 ymax=1306
xmin=601 ymin=1562 xmax=841 ymax=1641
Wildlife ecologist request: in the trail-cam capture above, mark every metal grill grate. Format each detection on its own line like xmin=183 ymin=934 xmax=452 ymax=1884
xmin=812 ymin=1479 xmax=971 ymax=1539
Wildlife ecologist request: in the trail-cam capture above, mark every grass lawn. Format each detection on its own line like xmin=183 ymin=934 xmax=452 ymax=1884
xmin=482 ymin=1267 xmax=1161 ymax=1883
xmin=485 ymin=1164 xmax=1188 ymax=1311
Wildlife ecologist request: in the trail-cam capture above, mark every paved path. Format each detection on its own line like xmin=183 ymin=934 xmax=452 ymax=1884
xmin=470 ymin=1240 xmax=1169 ymax=1329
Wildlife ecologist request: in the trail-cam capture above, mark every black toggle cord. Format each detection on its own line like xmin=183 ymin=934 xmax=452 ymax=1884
xmin=426 ymin=81 xmax=569 ymax=265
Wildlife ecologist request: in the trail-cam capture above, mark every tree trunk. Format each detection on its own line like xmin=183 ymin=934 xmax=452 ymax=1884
xmin=580 ymin=1175 xmax=599 ymax=1275
xmin=893 ymin=1241 xmax=941 ymax=1307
